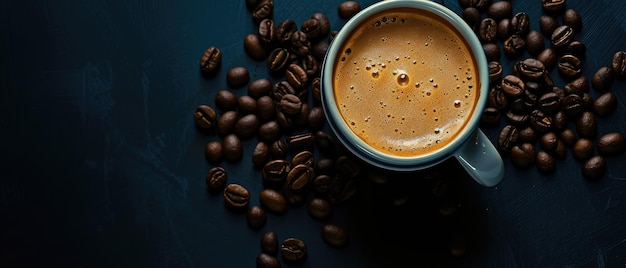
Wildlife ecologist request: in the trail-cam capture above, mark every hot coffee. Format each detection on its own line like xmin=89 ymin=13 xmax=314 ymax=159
xmin=332 ymin=8 xmax=480 ymax=157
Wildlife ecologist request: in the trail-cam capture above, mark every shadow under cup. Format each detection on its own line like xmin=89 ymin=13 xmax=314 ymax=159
xmin=321 ymin=0 xmax=504 ymax=187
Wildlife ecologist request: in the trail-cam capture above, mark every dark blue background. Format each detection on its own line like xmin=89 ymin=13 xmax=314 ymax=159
xmin=1 ymin=0 xmax=625 ymax=267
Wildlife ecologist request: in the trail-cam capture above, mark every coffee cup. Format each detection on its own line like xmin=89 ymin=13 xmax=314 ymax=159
xmin=321 ymin=0 xmax=504 ymax=186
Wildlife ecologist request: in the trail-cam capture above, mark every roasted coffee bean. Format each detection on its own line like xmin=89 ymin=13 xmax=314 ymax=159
xmin=267 ymin=48 xmax=290 ymax=73
xmin=223 ymin=134 xmax=243 ymax=162
xmin=321 ymin=224 xmax=349 ymax=248
xmin=462 ymin=7 xmax=481 ymax=29
xmin=287 ymin=132 xmax=315 ymax=152
xmin=272 ymin=80 xmax=296 ymax=102
xmin=205 ymin=141 xmax=223 ymax=163
xmin=488 ymin=61 xmax=503 ymax=83
xmin=292 ymin=150 xmax=314 ymax=167
xmin=510 ymin=98 xmax=527 ymax=114
xmin=519 ymin=58 xmax=546 ymax=81
xmin=498 ymin=125 xmax=519 ymax=152
xmin=566 ymin=41 xmax=586 ymax=60
xmin=335 ymin=155 xmax=361 ymax=178
xmin=539 ymin=92 xmax=561 ymax=113
xmin=307 ymin=198 xmax=332 ymax=220
xmin=504 ymin=34 xmax=526 ymax=56
xmin=286 ymin=164 xmax=314 ymax=192
xmin=460 ymin=0 xmax=490 ymax=9
xmin=279 ymin=94 xmax=303 ymax=116
xmin=488 ymin=85 xmax=508 ymax=110
xmin=542 ymin=0 xmax=566 ymax=14
xmin=501 ymin=74 xmax=525 ymax=97
xmin=301 ymin=18 xmax=321 ymax=40
xmin=261 ymin=231 xmax=279 ymax=255
xmin=216 ymin=111 xmax=238 ymax=136
xmin=248 ymin=78 xmax=273 ymax=99
xmin=582 ymin=156 xmax=606 ymax=181
xmin=252 ymin=0 xmax=273 ymax=23
xmin=247 ymin=206 xmax=267 ymax=229
xmin=518 ymin=126 xmax=537 ymax=143
xmin=194 ymin=105 xmax=217 ymax=130
xmin=525 ymin=81 xmax=544 ymax=94
xmin=576 ymin=111 xmax=597 ymax=139
xmin=243 ymin=33 xmax=268 ymax=61
xmin=487 ymin=1 xmax=512 ymax=21
xmin=591 ymin=66 xmax=615 ymax=91
xmin=199 ymin=46 xmax=222 ymax=74
xmin=300 ymin=55 xmax=320 ymax=77
xmin=530 ymin=109 xmax=552 ymax=132
xmin=262 ymin=159 xmax=290 ymax=182
xmin=479 ymin=18 xmax=498 ymax=43
xmin=260 ymin=188 xmax=287 ymax=214
xmin=551 ymin=111 xmax=568 ymax=130
xmin=238 ymin=95 xmax=257 ymax=115
xmin=295 ymin=103 xmax=310 ymax=127
xmin=315 ymin=158 xmax=335 ymax=176
xmin=539 ymin=132 xmax=559 ymax=152
xmin=256 ymin=96 xmax=276 ymax=121
xmin=539 ymin=15 xmax=559 ymax=37
xmin=313 ymin=174 xmax=332 ymax=194
xmin=252 ymin=141 xmax=271 ymax=168
xmin=567 ymin=76 xmax=589 ymax=94
xmin=328 ymin=173 xmax=358 ymax=204
xmin=315 ymin=130 xmax=337 ymax=156
xmin=598 ymin=132 xmax=626 ymax=155
xmin=223 ymin=183 xmax=250 ymax=210
xmin=563 ymin=9 xmax=582 ymax=32
xmin=510 ymin=12 xmax=530 ymax=36
xmin=311 ymin=40 xmax=330 ymax=61
xmin=537 ymin=48 xmax=557 ymax=70
xmin=258 ymin=19 xmax=277 ymax=47
xmin=256 ymin=253 xmax=280 ymax=268
xmin=522 ymin=89 xmax=539 ymax=111
xmin=235 ymin=114 xmax=260 ymax=139
xmin=307 ymin=106 xmax=326 ymax=130
xmin=285 ymin=64 xmax=308 ymax=88
xmin=281 ymin=238 xmax=307 ymax=263
xmin=338 ymin=1 xmax=360 ymax=19
xmin=551 ymin=25 xmax=574 ymax=48
xmin=483 ymin=43 xmax=500 ymax=62
xmin=555 ymin=139 xmax=567 ymax=159
xmin=311 ymin=13 xmax=330 ymax=37
xmin=290 ymin=31 xmax=311 ymax=56
xmin=526 ymin=31 xmax=545 ymax=56
xmin=582 ymin=93 xmax=595 ymax=110
xmin=215 ymin=89 xmax=238 ymax=111
xmin=559 ymin=128 xmax=577 ymax=147
xmin=258 ymin=120 xmax=281 ymax=142
xmin=510 ymin=143 xmax=536 ymax=169
xmin=206 ymin=166 xmax=227 ymax=192
xmin=611 ymin=51 xmax=626 ymax=79
xmin=497 ymin=19 xmax=512 ymax=40
xmin=573 ymin=138 xmax=594 ymax=161
xmin=536 ymin=151 xmax=556 ymax=173
xmin=505 ymin=110 xmax=529 ymax=126
xmin=557 ymin=54 xmax=582 ymax=80
xmin=593 ymin=92 xmax=617 ymax=117
xmin=310 ymin=77 xmax=322 ymax=103
xmin=276 ymin=19 xmax=298 ymax=45
xmin=226 ymin=67 xmax=250 ymax=88
xmin=270 ymin=139 xmax=288 ymax=159
xmin=561 ymin=94 xmax=583 ymax=116
xmin=481 ymin=107 xmax=501 ymax=126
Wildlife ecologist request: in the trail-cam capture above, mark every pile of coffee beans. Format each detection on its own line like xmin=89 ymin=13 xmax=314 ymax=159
xmin=461 ymin=0 xmax=625 ymax=180
xmin=196 ymin=1 xmax=365 ymax=266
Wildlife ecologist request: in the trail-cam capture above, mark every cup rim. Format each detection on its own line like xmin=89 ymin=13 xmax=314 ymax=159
xmin=320 ymin=0 xmax=489 ymax=171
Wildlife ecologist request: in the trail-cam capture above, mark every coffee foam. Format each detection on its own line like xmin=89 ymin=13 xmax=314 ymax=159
xmin=333 ymin=9 xmax=480 ymax=157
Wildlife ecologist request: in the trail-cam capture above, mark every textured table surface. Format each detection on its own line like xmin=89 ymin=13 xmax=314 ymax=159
xmin=2 ymin=0 xmax=625 ymax=267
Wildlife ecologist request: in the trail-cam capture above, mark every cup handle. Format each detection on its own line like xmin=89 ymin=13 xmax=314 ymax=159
xmin=454 ymin=129 xmax=504 ymax=187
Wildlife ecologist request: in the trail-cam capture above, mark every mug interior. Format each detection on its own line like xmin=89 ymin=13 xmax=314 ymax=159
xmin=321 ymin=0 xmax=489 ymax=171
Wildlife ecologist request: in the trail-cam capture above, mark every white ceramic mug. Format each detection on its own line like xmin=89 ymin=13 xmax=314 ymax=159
xmin=321 ymin=0 xmax=504 ymax=186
